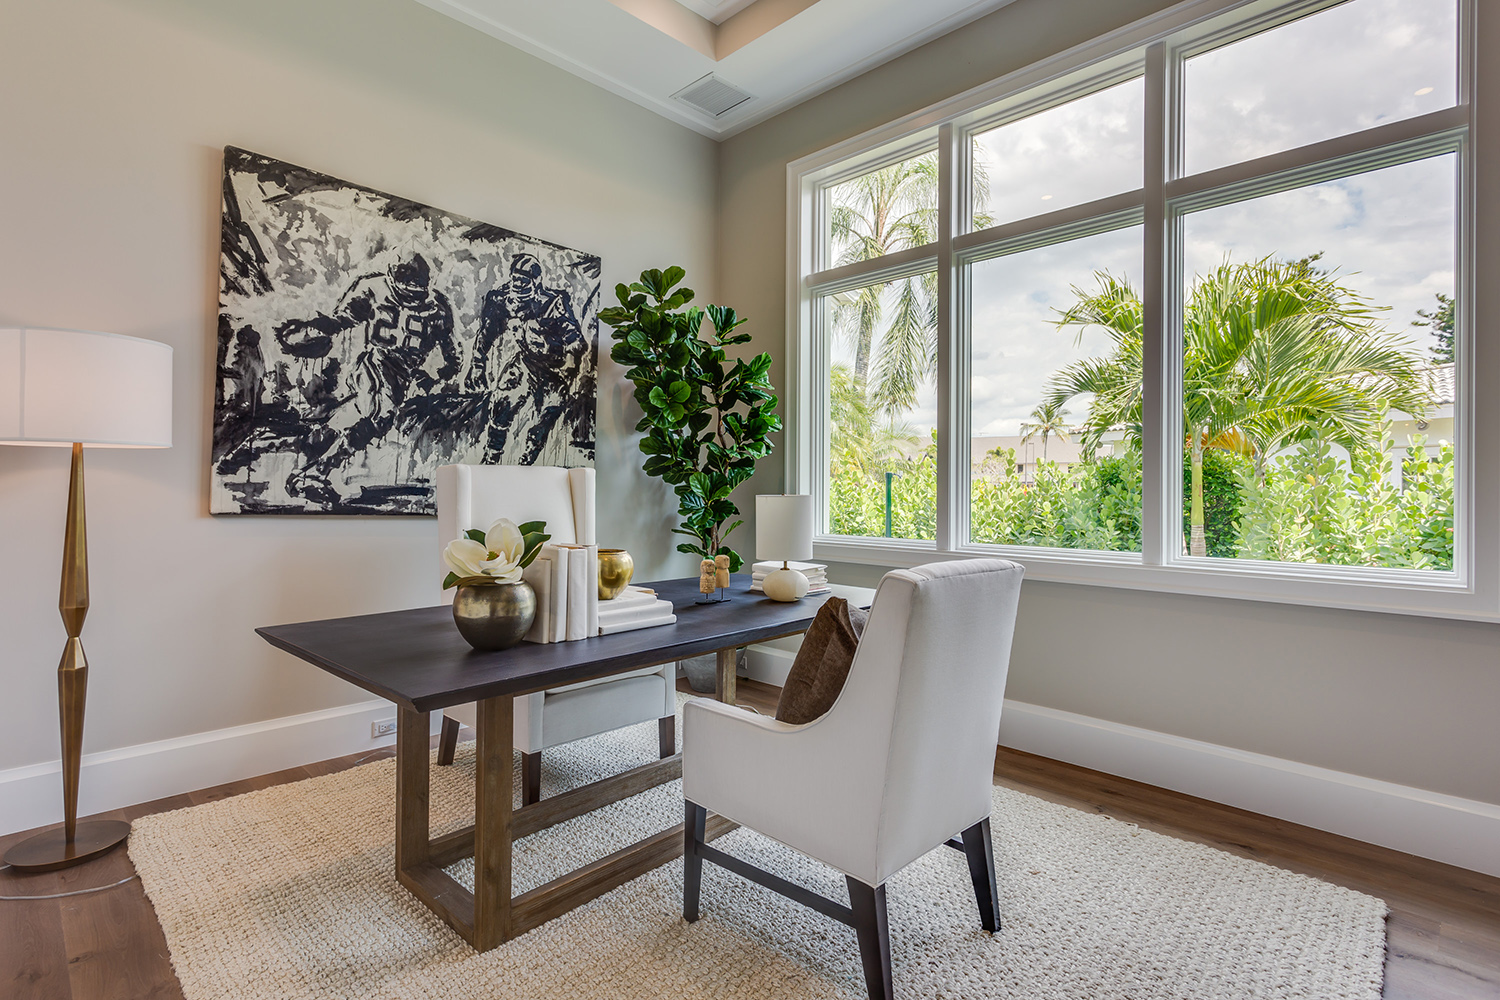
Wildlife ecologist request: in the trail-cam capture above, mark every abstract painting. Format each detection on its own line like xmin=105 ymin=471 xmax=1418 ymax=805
xmin=212 ymin=146 xmax=599 ymax=514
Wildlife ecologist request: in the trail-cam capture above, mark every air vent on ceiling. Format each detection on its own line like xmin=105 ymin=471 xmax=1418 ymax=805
xmin=672 ymin=74 xmax=754 ymax=118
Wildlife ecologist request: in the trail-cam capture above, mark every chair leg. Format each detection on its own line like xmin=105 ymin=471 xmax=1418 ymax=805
xmin=961 ymin=817 xmax=1001 ymax=934
xmin=846 ymin=877 xmax=894 ymax=1000
xmin=658 ymin=715 xmax=675 ymax=759
xmin=436 ymin=715 xmax=459 ymax=766
xmin=683 ymin=800 xmax=707 ymax=922
xmin=521 ymin=750 xmax=541 ymax=806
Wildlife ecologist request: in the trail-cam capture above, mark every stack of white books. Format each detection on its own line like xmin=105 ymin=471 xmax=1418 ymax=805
xmin=520 ymin=543 xmax=599 ymax=643
xmin=597 ymin=586 xmax=677 ymax=635
xmin=749 ymin=560 xmax=829 ymax=594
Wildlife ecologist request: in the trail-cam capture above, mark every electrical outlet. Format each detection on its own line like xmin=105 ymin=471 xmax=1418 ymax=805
xmin=371 ymin=718 xmax=397 ymax=739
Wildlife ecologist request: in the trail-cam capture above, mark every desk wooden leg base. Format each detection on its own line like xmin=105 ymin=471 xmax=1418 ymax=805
xmin=715 ymin=647 xmax=737 ymax=705
xmin=426 ymin=752 xmax=688 ymax=867
xmin=396 ymin=697 xmax=734 ymax=951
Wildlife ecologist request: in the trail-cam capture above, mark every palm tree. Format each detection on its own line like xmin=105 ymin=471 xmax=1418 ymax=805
xmin=1046 ymin=256 xmax=1431 ymax=557
xmin=829 ymin=154 xmax=938 ymax=417
xmin=1019 ymin=400 xmax=1071 ymax=463
xmin=829 ymin=362 xmax=922 ymax=474
xmin=828 ymin=150 xmax=992 ymax=419
xmin=828 ymin=362 xmax=874 ymax=473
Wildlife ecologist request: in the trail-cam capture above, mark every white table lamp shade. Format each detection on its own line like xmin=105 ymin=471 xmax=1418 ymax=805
xmin=756 ymin=494 xmax=814 ymax=562
xmin=0 ymin=328 xmax=173 ymax=447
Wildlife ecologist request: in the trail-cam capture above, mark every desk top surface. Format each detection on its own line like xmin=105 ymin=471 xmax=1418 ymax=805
xmin=256 ymin=576 xmax=874 ymax=713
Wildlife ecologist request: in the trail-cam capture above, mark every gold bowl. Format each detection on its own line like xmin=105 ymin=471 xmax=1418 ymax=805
xmin=598 ymin=548 xmax=635 ymax=600
xmin=452 ymin=580 xmax=536 ymax=651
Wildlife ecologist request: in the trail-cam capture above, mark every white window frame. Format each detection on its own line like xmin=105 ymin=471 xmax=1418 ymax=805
xmin=785 ymin=0 xmax=1488 ymax=620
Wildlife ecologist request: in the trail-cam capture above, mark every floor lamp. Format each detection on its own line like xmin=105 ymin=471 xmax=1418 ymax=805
xmin=0 ymin=328 xmax=173 ymax=872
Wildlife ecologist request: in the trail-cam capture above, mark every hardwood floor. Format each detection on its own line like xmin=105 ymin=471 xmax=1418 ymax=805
xmin=991 ymin=746 xmax=1500 ymax=1000
xmin=2 ymin=685 xmax=1496 ymax=1000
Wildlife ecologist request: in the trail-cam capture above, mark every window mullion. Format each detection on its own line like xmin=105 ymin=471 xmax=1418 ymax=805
xmin=1140 ymin=41 xmax=1175 ymax=567
xmin=935 ymin=122 xmax=960 ymax=552
xmin=805 ymin=243 xmax=939 ymax=293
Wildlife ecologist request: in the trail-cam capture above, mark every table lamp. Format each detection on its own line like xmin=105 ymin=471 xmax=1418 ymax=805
xmin=0 ymin=328 xmax=173 ymax=872
xmin=756 ymin=494 xmax=813 ymax=602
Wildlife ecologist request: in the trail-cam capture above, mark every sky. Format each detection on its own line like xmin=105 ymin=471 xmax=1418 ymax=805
xmin=832 ymin=0 xmax=1459 ymax=441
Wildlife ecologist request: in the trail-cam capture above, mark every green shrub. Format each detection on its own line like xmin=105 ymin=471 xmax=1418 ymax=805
xmin=1235 ymin=435 xmax=1454 ymax=569
xmin=827 ymin=436 xmax=1453 ymax=570
xmin=1185 ymin=449 xmax=1249 ymax=558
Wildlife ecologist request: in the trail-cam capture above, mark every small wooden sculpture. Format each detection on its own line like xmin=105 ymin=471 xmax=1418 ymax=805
xmin=714 ymin=554 xmax=731 ymax=589
xmin=699 ymin=559 xmax=717 ymax=595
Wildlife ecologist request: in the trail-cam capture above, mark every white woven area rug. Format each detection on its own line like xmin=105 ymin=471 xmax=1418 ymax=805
xmin=129 ymin=698 xmax=1387 ymax=1000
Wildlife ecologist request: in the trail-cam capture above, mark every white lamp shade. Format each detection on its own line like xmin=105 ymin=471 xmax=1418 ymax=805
xmin=0 ymin=328 xmax=173 ymax=447
xmin=756 ymin=494 xmax=814 ymax=562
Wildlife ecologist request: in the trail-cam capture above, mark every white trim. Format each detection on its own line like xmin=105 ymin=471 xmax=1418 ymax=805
xmin=1165 ymin=108 xmax=1468 ymax=210
xmin=807 ymin=242 xmax=938 ymax=292
xmin=935 ymin=122 xmax=959 ymax=552
xmin=745 ymin=641 xmax=798 ymax=687
xmin=15 ymin=685 xmax=1493 ymax=878
xmin=952 ymin=191 xmax=1145 ymax=259
xmin=0 ymin=700 xmax=443 ymax=837
xmin=1000 ymin=699 xmax=1500 ymax=878
xmin=813 ymin=538 xmax=1500 ymax=622
xmin=735 ymin=638 xmax=1500 ymax=877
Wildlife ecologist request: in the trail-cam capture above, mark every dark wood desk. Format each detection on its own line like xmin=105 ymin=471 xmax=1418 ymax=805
xmin=256 ymin=575 xmax=852 ymax=950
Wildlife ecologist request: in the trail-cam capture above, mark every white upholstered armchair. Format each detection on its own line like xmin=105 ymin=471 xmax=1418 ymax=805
xmin=435 ymin=464 xmax=677 ymax=804
xmin=682 ymin=558 xmax=1024 ymax=1000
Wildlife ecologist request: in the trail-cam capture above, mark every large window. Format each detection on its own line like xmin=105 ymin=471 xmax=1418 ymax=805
xmin=790 ymin=0 xmax=1478 ymax=617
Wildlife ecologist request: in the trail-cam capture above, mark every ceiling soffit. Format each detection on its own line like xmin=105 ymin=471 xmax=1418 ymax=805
xmin=415 ymin=0 xmax=1017 ymax=138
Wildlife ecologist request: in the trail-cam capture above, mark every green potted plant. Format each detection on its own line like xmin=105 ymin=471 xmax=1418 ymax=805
xmin=600 ymin=266 xmax=780 ymax=576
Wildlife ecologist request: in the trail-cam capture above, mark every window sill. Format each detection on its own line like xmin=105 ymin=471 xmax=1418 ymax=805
xmin=813 ymin=536 xmax=1490 ymax=622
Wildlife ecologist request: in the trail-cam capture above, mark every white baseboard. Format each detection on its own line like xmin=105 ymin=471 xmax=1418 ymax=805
xmin=999 ymin=699 xmax=1500 ymax=878
xmin=6 ymin=687 xmax=1496 ymax=879
xmin=745 ymin=642 xmax=798 ymax=687
xmin=0 ymin=700 xmax=443 ymax=837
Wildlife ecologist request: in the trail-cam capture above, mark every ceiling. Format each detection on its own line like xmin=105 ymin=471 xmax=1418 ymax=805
xmin=672 ymin=0 xmax=762 ymax=24
xmin=414 ymin=0 xmax=1018 ymax=138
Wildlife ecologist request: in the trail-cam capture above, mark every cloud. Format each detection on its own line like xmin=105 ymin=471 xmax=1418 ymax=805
xmin=1184 ymin=0 xmax=1456 ymax=173
xmin=826 ymin=0 xmax=1458 ymax=443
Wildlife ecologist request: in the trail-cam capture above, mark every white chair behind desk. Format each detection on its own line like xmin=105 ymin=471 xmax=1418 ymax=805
xmin=682 ymin=558 xmax=1024 ymax=1000
xmin=435 ymin=464 xmax=677 ymax=805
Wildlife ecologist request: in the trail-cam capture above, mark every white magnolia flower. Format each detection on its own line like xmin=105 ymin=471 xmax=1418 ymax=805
xmin=485 ymin=518 xmax=525 ymax=567
xmin=442 ymin=518 xmax=529 ymax=586
xmin=443 ymin=538 xmax=490 ymax=580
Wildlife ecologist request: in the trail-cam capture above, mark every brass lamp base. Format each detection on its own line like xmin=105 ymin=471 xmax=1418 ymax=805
xmin=10 ymin=442 xmax=130 ymax=874
xmin=3 ymin=819 xmax=131 ymax=873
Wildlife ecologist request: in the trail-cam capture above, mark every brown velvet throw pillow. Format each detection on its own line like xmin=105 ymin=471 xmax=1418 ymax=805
xmin=775 ymin=597 xmax=868 ymax=725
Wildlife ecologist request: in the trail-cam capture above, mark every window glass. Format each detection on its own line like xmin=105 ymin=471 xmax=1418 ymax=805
xmin=969 ymin=227 xmax=1144 ymax=551
xmin=1178 ymin=154 xmax=1456 ymax=567
xmin=823 ymin=273 xmax=938 ymax=540
xmin=825 ymin=151 xmax=938 ymax=270
xmin=1184 ymin=0 xmax=1457 ymax=175
xmin=970 ymin=77 xmax=1144 ymax=231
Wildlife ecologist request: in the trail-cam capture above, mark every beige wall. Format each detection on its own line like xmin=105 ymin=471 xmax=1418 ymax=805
xmin=720 ymin=0 xmax=1500 ymax=806
xmin=0 ymin=0 xmax=716 ymax=771
xmin=4 ymin=0 xmax=1496 ymax=813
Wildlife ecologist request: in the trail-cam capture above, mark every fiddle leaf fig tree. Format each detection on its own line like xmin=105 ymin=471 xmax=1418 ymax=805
xmin=600 ymin=266 xmax=780 ymax=573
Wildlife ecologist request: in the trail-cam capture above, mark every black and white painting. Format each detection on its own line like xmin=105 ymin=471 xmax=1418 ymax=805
xmin=212 ymin=146 xmax=599 ymax=514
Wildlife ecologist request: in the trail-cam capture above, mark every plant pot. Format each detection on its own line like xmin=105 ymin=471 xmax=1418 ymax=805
xmin=680 ymin=647 xmax=746 ymax=693
xmin=452 ymin=579 xmax=536 ymax=652
xmin=597 ymin=548 xmax=634 ymax=600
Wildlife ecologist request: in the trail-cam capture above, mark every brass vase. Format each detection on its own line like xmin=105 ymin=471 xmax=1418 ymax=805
xmin=597 ymin=548 xmax=635 ymax=600
xmin=452 ymin=580 xmax=536 ymax=651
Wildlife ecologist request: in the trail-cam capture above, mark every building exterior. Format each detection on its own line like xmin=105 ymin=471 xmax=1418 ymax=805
xmin=971 ymin=433 xmax=1086 ymax=482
